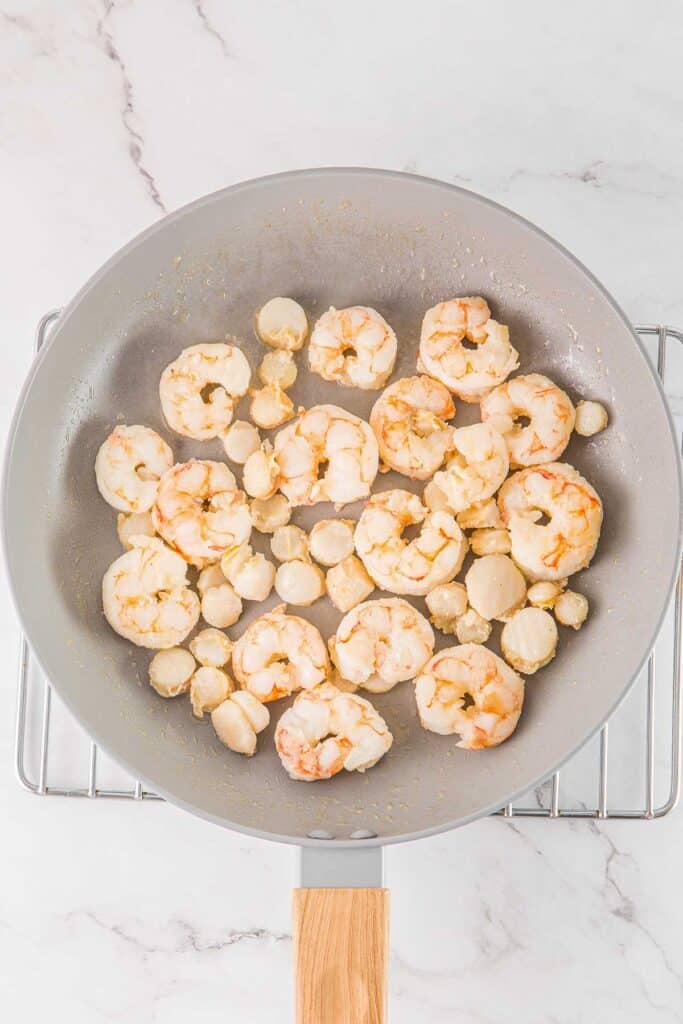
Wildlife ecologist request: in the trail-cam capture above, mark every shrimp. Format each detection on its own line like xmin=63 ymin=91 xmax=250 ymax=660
xmin=497 ymin=462 xmax=603 ymax=581
xmin=275 ymin=683 xmax=393 ymax=781
xmin=419 ymin=297 xmax=518 ymax=402
xmin=231 ymin=604 xmax=329 ymax=702
xmin=273 ymin=404 xmax=379 ymax=507
xmin=415 ymin=643 xmax=524 ymax=749
xmin=95 ymin=425 xmax=173 ymax=514
xmin=369 ymin=375 xmax=456 ymax=480
xmin=102 ymin=536 xmax=200 ymax=649
xmin=354 ymin=489 xmax=468 ymax=596
xmin=431 ymin=422 xmax=509 ymax=514
xmin=332 ymin=597 xmax=434 ymax=693
xmin=159 ymin=343 xmax=251 ymax=440
xmin=152 ymin=460 xmax=252 ymax=568
xmin=308 ymin=306 xmax=397 ymax=390
xmin=480 ymin=374 xmax=576 ymax=467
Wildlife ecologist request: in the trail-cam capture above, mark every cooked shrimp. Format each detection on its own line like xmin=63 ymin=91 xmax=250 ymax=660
xmin=332 ymin=597 xmax=434 ymax=693
xmin=354 ymin=489 xmax=468 ymax=596
xmin=497 ymin=462 xmax=603 ymax=581
xmin=369 ymin=376 xmax=456 ymax=480
xmin=308 ymin=306 xmax=397 ymax=390
xmin=160 ymin=343 xmax=251 ymax=440
xmin=415 ymin=644 xmax=524 ymax=749
xmin=95 ymin=425 xmax=173 ymax=513
xmin=273 ymin=404 xmax=379 ymax=506
xmin=430 ymin=423 xmax=509 ymax=514
xmin=152 ymin=460 xmax=252 ymax=567
xmin=480 ymin=374 xmax=575 ymax=466
xmin=419 ymin=297 xmax=518 ymax=402
xmin=275 ymin=683 xmax=393 ymax=781
xmin=231 ymin=604 xmax=328 ymax=702
xmin=102 ymin=536 xmax=200 ymax=649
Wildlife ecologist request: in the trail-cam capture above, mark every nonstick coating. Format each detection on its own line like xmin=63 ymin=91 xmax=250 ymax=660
xmin=4 ymin=169 xmax=681 ymax=846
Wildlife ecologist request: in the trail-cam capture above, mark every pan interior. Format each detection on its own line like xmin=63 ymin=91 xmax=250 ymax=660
xmin=4 ymin=169 xmax=681 ymax=845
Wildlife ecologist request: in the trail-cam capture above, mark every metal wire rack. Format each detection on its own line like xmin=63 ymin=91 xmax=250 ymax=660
xmin=13 ymin=315 xmax=683 ymax=820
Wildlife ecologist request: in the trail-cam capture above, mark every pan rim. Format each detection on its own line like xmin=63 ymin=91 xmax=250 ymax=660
xmin=3 ymin=167 xmax=682 ymax=848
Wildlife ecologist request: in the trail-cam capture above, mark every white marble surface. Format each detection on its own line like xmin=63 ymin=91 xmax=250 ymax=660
xmin=1 ymin=2 xmax=683 ymax=1021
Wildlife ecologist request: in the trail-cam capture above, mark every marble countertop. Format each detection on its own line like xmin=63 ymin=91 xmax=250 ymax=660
xmin=2 ymin=3 xmax=682 ymax=1021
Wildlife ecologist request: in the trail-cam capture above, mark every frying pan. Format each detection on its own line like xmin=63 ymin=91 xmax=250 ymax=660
xmin=4 ymin=168 xmax=682 ymax=1023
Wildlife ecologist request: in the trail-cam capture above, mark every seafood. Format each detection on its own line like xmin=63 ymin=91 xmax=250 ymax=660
xmin=220 ymin=544 xmax=276 ymax=602
xmin=200 ymin=582 xmax=242 ymax=629
xmin=231 ymin=604 xmax=328 ymax=702
xmin=325 ymin=555 xmax=375 ymax=613
xmin=117 ymin=510 xmax=156 ymax=549
xmin=274 ymin=560 xmax=326 ymax=606
xmin=465 ymin=554 xmax=527 ymax=622
xmin=575 ymin=400 xmax=609 ymax=437
xmin=480 ymin=373 xmax=575 ymax=466
xmin=102 ymin=536 xmax=200 ymax=649
xmin=455 ymin=609 xmax=491 ymax=645
xmin=249 ymin=385 xmax=295 ymax=429
xmin=554 ymin=590 xmax=589 ymax=629
xmin=249 ymin=494 xmax=291 ymax=534
xmin=255 ymin=297 xmax=308 ymax=351
xmin=190 ymin=666 xmax=233 ymax=718
xmin=354 ymin=489 xmax=467 ymax=596
xmin=160 ymin=343 xmax=251 ymax=440
xmin=456 ymin=498 xmax=504 ymax=530
xmin=309 ymin=519 xmax=355 ymax=566
xmin=431 ymin=422 xmax=509 ymax=514
xmin=258 ymin=349 xmax=297 ymax=389
xmin=527 ymin=581 xmax=565 ymax=609
xmin=497 ymin=462 xmax=603 ymax=581
xmin=469 ymin=528 xmax=512 ymax=556
xmin=425 ymin=581 xmax=468 ymax=634
xmin=332 ymin=597 xmax=434 ymax=693
xmin=369 ymin=376 xmax=455 ymax=480
xmin=273 ymin=404 xmax=379 ymax=507
xmin=419 ymin=297 xmax=518 ymax=402
xmin=196 ymin=563 xmax=228 ymax=595
xmin=501 ymin=607 xmax=558 ymax=675
xmin=242 ymin=441 xmax=280 ymax=499
xmin=95 ymin=425 xmax=173 ymax=514
xmin=212 ymin=691 xmax=270 ymax=756
xmin=270 ymin=524 xmax=310 ymax=563
xmin=189 ymin=628 xmax=233 ymax=668
xmin=222 ymin=420 xmax=261 ymax=464
xmin=152 ymin=460 xmax=251 ymax=567
xmin=148 ymin=647 xmax=196 ymax=697
xmin=308 ymin=306 xmax=397 ymax=390
xmin=415 ymin=644 xmax=524 ymax=749
xmin=275 ymin=683 xmax=393 ymax=781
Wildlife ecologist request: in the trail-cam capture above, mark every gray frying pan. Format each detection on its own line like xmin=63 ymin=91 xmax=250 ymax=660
xmin=4 ymin=169 xmax=681 ymax=1023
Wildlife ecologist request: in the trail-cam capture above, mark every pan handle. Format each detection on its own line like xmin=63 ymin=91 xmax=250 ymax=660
xmin=293 ymin=846 xmax=389 ymax=1024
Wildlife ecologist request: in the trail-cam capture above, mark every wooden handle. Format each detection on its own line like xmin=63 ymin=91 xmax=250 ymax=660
xmin=293 ymin=888 xmax=390 ymax=1024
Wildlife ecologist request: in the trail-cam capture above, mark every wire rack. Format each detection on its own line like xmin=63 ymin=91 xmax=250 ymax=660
xmin=13 ymin=315 xmax=683 ymax=820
